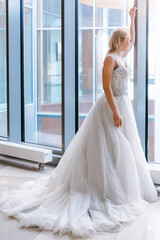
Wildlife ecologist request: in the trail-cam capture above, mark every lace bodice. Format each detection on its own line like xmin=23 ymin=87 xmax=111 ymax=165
xmin=106 ymin=54 xmax=130 ymax=96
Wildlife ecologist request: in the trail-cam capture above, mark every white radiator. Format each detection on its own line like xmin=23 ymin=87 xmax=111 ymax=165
xmin=0 ymin=141 xmax=52 ymax=170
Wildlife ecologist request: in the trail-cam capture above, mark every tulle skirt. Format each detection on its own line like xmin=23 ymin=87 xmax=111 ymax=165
xmin=0 ymin=92 xmax=158 ymax=237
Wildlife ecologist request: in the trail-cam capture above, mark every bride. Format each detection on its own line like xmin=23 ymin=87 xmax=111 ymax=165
xmin=0 ymin=6 xmax=158 ymax=238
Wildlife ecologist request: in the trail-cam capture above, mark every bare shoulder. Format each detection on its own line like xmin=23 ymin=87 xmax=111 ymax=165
xmin=103 ymin=55 xmax=116 ymax=69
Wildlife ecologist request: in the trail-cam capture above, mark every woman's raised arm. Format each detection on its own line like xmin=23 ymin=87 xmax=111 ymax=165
xmin=128 ymin=7 xmax=137 ymax=52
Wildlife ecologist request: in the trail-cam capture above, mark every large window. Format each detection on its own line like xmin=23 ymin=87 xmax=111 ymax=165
xmin=78 ymin=0 xmax=134 ymax=127
xmin=24 ymin=0 xmax=62 ymax=149
xmin=148 ymin=0 xmax=160 ymax=162
xmin=0 ymin=0 xmax=7 ymax=138
xmin=3 ymin=0 xmax=159 ymax=163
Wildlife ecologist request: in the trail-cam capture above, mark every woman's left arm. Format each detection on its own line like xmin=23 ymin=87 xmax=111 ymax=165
xmin=128 ymin=7 xmax=137 ymax=51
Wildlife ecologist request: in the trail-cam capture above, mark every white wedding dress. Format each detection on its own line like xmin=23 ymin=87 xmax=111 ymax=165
xmin=0 ymin=54 xmax=158 ymax=237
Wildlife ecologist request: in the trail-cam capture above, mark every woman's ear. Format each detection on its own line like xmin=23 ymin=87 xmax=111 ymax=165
xmin=122 ymin=39 xmax=126 ymax=45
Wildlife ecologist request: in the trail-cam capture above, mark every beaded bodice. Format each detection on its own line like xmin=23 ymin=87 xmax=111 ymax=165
xmin=107 ymin=54 xmax=130 ymax=96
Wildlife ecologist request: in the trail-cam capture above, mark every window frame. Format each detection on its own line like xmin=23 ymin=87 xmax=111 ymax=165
xmin=3 ymin=0 xmax=152 ymax=165
xmin=133 ymin=0 xmax=148 ymax=158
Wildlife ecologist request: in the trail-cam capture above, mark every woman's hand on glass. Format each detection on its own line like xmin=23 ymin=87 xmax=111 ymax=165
xmin=129 ymin=7 xmax=137 ymax=19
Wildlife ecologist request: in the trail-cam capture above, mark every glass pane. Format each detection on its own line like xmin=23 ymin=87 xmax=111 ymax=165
xmin=79 ymin=30 xmax=93 ymax=126
xmin=37 ymin=0 xmax=61 ymax=28
xmin=24 ymin=7 xmax=33 ymax=105
xmin=95 ymin=0 xmax=125 ymax=27
xmin=24 ymin=0 xmax=32 ymax=6
xmin=37 ymin=30 xmax=61 ymax=110
xmin=24 ymin=2 xmax=62 ymax=149
xmin=0 ymin=0 xmax=7 ymax=138
xmin=148 ymin=0 xmax=159 ymax=162
xmin=78 ymin=0 xmax=134 ymax=127
xmin=37 ymin=30 xmax=62 ymax=148
xmin=37 ymin=117 xmax=61 ymax=148
xmin=95 ymin=30 xmax=108 ymax=101
xmin=79 ymin=0 xmax=93 ymax=27
xmin=24 ymin=7 xmax=34 ymax=144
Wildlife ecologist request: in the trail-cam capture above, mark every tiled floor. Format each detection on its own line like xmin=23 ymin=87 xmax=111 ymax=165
xmin=0 ymin=156 xmax=160 ymax=240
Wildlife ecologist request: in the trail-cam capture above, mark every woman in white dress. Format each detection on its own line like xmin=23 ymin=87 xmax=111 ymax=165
xmin=0 ymin=7 xmax=158 ymax=238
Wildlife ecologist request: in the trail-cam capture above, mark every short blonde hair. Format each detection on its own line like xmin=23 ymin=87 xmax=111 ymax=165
xmin=107 ymin=28 xmax=130 ymax=53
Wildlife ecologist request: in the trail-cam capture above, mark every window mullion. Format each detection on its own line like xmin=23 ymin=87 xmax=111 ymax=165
xmin=134 ymin=0 xmax=147 ymax=154
xmin=62 ymin=0 xmax=76 ymax=152
xmin=7 ymin=0 xmax=21 ymax=142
